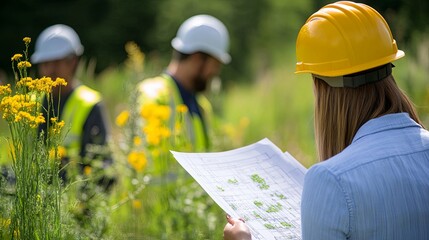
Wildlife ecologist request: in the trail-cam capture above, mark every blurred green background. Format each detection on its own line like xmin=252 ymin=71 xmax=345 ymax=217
xmin=1 ymin=0 xmax=429 ymax=165
xmin=1 ymin=0 xmax=429 ymax=238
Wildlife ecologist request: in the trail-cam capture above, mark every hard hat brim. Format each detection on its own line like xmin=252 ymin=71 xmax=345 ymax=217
xmin=295 ymin=50 xmax=404 ymax=77
xmin=31 ymin=46 xmax=83 ymax=64
xmin=31 ymin=24 xmax=84 ymax=64
xmin=172 ymin=38 xmax=231 ymax=64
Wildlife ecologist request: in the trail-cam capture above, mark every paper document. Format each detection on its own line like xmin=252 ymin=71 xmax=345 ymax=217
xmin=171 ymin=138 xmax=307 ymax=239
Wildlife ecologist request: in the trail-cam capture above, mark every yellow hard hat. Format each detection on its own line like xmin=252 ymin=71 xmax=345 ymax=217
xmin=295 ymin=1 xmax=404 ymax=77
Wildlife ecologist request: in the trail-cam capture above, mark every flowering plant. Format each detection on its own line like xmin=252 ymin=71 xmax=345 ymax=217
xmin=109 ymin=42 xmax=224 ymax=238
xmin=0 ymin=37 xmax=66 ymax=239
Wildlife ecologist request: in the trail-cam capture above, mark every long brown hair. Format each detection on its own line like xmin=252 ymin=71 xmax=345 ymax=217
xmin=313 ymin=74 xmax=423 ymax=161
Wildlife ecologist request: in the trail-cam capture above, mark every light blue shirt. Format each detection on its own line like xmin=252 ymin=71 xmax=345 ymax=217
xmin=301 ymin=113 xmax=429 ymax=239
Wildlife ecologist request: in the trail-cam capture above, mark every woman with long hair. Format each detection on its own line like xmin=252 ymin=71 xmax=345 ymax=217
xmin=224 ymin=1 xmax=429 ymax=239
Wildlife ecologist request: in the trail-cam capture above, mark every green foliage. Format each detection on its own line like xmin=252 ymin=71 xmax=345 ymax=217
xmin=0 ymin=0 xmax=161 ymax=76
xmin=0 ymin=0 xmax=313 ymax=88
xmin=2 ymin=1 xmax=429 ymax=239
xmin=312 ymin=0 xmax=429 ymax=45
xmin=1 ymin=38 xmax=64 ymax=240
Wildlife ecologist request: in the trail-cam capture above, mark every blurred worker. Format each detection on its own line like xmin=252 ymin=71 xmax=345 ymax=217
xmin=137 ymin=14 xmax=231 ymax=152
xmin=31 ymin=24 xmax=114 ymax=188
xmin=224 ymin=1 xmax=429 ymax=239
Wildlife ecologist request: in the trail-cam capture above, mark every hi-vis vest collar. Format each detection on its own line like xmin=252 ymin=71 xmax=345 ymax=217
xmin=137 ymin=73 xmax=211 ymax=151
xmin=61 ymin=85 xmax=102 ymax=157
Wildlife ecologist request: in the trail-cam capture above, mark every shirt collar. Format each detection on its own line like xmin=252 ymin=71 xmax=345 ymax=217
xmin=352 ymin=113 xmax=422 ymax=143
xmin=164 ymin=71 xmax=201 ymax=116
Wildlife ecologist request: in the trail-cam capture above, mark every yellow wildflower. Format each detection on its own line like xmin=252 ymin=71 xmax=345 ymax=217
xmin=17 ymin=77 xmax=33 ymax=88
xmin=58 ymin=146 xmax=66 ymax=158
xmin=139 ymin=103 xmax=171 ymax=120
xmin=154 ymin=105 xmax=171 ymax=120
xmin=127 ymin=150 xmax=147 ymax=172
xmin=133 ymin=136 xmax=142 ymax=146
xmin=11 ymin=53 xmax=23 ymax=61
xmin=50 ymin=117 xmax=64 ymax=134
xmin=144 ymin=117 xmax=161 ymax=130
xmin=0 ymin=94 xmax=41 ymax=126
xmin=49 ymin=146 xmax=67 ymax=160
xmin=53 ymin=77 xmax=67 ymax=87
xmin=34 ymin=77 xmax=53 ymax=93
xmin=57 ymin=120 xmax=65 ymax=128
xmin=16 ymin=111 xmax=31 ymax=122
xmin=83 ymin=166 xmax=92 ymax=176
xmin=35 ymin=114 xmax=46 ymax=124
xmin=115 ymin=110 xmax=129 ymax=127
xmin=143 ymin=121 xmax=162 ymax=145
xmin=27 ymin=114 xmax=46 ymax=128
xmin=146 ymin=133 xmax=161 ymax=146
xmin=176 ymin=104 xmax=188 ymax=113
xmin=160 ymin=126 xmax=171 ymax=138
xmin=125 ymin=41 xmax=145 ymax=74
xmin=140 ymin=103 xmax=156 ymax=119
xmin=17 ymin=61 xmax=31 ymax=69
xmin=0 ymin=84 xmax=12 ymax=95
xmin=14 ymin=114 xmax=22 ymax=122
xmin=132 ymin=199 xmax=142 ymax=209
xmin=23 ymin=37 xmax=31 ymax=44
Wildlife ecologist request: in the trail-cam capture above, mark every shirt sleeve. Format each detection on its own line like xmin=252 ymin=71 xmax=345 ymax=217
xmin=301 ymin=164 xmax=351 ymax=240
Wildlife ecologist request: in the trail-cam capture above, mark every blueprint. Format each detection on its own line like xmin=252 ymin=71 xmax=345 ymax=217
xmin=171 ymin=138 xmax=307 ymax=239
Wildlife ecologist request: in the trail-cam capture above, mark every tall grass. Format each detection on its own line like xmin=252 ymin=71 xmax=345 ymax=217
xmin=1 ymin=38 xmax=65 ymax=239
xmin=75 ymin=33 xmax=429 ymax=238
xmin=2 ymin=24 xmax=429 ymax=240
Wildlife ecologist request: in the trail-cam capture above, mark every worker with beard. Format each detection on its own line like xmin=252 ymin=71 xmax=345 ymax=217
xmin=137 ymin=14 xmax=231 ymax=151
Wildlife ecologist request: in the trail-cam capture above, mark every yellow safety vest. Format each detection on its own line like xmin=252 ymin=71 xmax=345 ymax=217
xmin=61 ymin=85 xmax=102 ymax=158
xmin=137 ymin=74 xmax=212 ymax=151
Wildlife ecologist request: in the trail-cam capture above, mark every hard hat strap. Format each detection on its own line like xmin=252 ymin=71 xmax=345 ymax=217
xmin=314 ymin=64 xmax=393 ymax=88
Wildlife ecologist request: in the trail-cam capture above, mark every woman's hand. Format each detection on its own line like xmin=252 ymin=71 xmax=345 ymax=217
xmin=223 ymin=214 xmax=252 ymax=240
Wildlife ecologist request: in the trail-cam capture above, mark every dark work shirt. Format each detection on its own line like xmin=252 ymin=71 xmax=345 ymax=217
xmin=164 ymin=72 xmax=209 ymax=148
xmin=166 ymin=73 xmax=203 ymax=119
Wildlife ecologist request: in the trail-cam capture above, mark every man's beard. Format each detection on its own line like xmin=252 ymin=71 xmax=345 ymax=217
xmin=193 ymin=75 xmax=209 ymax=92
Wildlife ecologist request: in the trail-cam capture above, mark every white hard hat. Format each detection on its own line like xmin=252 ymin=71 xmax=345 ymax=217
xmin=31 ymin=24 xmax=84 ymax=64
xmin=171 ymin=14 xmax=231 ymax=64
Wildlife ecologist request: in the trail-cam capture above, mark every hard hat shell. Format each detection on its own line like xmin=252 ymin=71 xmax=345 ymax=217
xmin=295 ymin=1 xmax=404 ymax=77
xmin=31 ymin=24 xmax=84 ymax=64
xmin=171 ymin=14 xmax=231 ymax=64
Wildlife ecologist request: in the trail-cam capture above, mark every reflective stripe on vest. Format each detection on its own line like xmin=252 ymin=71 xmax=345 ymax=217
xmin=61 ymin=85 xmax=102 ymax=158
xmin=137 ymin=74 xmax=211 ymax=151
